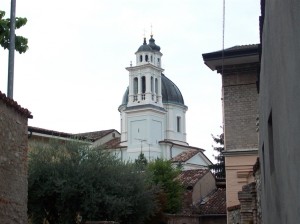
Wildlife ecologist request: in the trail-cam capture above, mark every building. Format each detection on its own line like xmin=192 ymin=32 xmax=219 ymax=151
xmin=0 ymin=91 xmax=32 ymax=223
xmin=202 ymin=45 xmax=260 ymax=211
xmin=258 ymin=0 xmax=300 ymax=223
xmin=115 ymin=35 xmax=212 ymax=168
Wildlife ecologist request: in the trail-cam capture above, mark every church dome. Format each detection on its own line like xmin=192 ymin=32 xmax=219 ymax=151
xmin=148 ymin=35 xmax=161 ymax=51
xmin=121 ymin=74 xmax=185 ymax=106
xmin=137 ymin=37 xmax=152 ymax=52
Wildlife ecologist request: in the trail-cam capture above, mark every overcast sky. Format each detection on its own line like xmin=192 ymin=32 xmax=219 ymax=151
xmin=0 ymin=0 xmax=260 ymax=161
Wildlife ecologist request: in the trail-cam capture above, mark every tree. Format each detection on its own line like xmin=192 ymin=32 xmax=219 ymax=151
xmin=209 ymin=133 xmax=226 ymax=180
xmin=28 ymin=140 xmax=157 ymax=224
xmin=0 ymin=10 xmax=28 ymax=53
xmin=147 ymin=159 xmax=183 ymax=214
xmin=134 ymin=152 xmax=148 ymax=171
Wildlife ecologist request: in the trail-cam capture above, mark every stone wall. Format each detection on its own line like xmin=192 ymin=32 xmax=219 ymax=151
xmin=223 ymin=72 xmax=258 ymax=151
xmin=167 ymin=214 xmax=199 ymax=224
xmin=227 ymin=205 xmax=241 ymax=224
xmin=0 ymin=93 xmax=32 ymax=223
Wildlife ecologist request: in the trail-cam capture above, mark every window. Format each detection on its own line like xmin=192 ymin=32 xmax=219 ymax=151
xmin=133 ymin=77 xmax=138 ymax=101
xmin=140 ymin=55 xmax=143 ymax=62
xmin=268 ymin=112 xmax=274 ymax=174
xmin=151 ymin=55 xmax=153 ymax=62
xmin=145 ymin=55 xmax=148 ymax=62
xmin=155 ymin=78 xmax=158 ymax=94
xmin=141 ymin=76 xmax=146 ymax=93
xmin=177 ymin=116 xmax=181 ymax=132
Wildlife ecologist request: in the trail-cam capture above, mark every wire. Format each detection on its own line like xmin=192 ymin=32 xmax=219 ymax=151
xmin=222 ymin=0 xmax=226 ymax=75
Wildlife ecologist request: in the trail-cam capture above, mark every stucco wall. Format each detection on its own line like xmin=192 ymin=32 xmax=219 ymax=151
xmin=192 ymin=172 xmax=215 ymax=204
xmin=225 ymin=155 xmax=257 ymax=207
xmin=0 ymin=101 xmax=29 ymax=223
xmin=259 ymin=0 xmax=300 ymax=223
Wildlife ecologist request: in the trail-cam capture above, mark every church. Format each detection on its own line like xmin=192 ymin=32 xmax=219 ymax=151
xmin=28 ymin=35 xmax=212 ymax=170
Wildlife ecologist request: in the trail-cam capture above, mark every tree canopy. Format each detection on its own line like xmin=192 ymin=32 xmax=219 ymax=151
xmin=28 ymin=140 xmax=158 ymax=224
xmin=0 ymin=10 xmax=28 ymax=53
xmin=147 ymin=158 xmax=183 ymax=214
xmin=209 ymin=133 xmax=225 ymax=180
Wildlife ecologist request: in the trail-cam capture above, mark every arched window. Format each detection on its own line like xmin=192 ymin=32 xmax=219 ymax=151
xmin=145 ymin=55 xmax=149 ymax=62
xmin=141 ymin=76 xmax=146 ymax=93
xmin=151 ymin=76 xmax=154 ymax=93
xmin=177 ymin=116 xmax=181 ymax=132
xmin=151 ymin=55 xmax=153 ymax=62
xmin=140 ymin=55 xmax=143 ymax=62
xmin=155 ymin=78 xmax=158 ymax=94
xmin=133 ymin=77 xmax=138 ymax=102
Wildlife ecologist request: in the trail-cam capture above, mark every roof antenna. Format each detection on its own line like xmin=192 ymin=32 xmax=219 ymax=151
xmin=150 ymin=24 xmax=153 ymax=37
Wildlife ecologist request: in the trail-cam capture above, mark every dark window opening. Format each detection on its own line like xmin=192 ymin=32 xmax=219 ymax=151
xmin=268 ymin=111 xmax=274 ymax=174
xmin=145 ymin=55 xmax=149 ymax=62
xmin=140 ymin=55 xmax=143 ymax=62
xmin=177 ymin=116 xmax=181 ymax=132
xmin=141 ymin=76 xmax=146 ymax=93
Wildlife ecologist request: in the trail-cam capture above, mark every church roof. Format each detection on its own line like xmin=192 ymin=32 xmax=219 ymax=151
xmin=171 ymin=149 xmax=200 ymax=162
xmin=120 ymin=73 xmax=185 ymax=106
xmin=136 ymin=35 xmax=161 ymax=53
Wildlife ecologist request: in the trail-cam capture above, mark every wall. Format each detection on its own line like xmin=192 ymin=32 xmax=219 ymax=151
xmin=0 ymin=98 xmax=30 ymax=223
xmin=192 ymin=172 xmax=215 ymax=204
xmin=225 ymin=155 xmax=257 ymax=207
xmin=259 ymin=0 xmax=300 ymax=223
xmin=223 ymin=72 xmax=258 ymax=151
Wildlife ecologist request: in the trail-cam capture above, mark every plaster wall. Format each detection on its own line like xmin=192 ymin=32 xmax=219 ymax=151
xmin=192 ymin=172 xmax=215 ymax=204
xmin=225 ymin=155 xmax=257 ymax=207
xmin=0 ymin=101 xmax=29 ymax=223
xmin=259 ymin=0 xmax=300 ymax=223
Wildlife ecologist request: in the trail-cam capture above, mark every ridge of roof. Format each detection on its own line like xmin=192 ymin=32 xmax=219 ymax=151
xmin=28 ymin=126 xmax=87 ymax=140
xmin=76 ymin=129 xmax=118 ymax=141
xmin=0 ymin=91 xmax=32 ymax=118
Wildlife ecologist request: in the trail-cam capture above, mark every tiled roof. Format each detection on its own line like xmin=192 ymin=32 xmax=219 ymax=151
xmin=171 ymin=149 xmax=199 ymax=162
xmin=0 ymin=91 xmax=32 ymax=118
xmin=102 ymin=137 xmax=123 ymax=149
xmin=197 ymin=188 xmax=226 ymax=215
xmin=177 ymin=169 xmax=209 ymax=188
xmin=75 ymin=129 xmax=116 ymax=141
xmin=28 ymin=126 xmax=88 ymax=140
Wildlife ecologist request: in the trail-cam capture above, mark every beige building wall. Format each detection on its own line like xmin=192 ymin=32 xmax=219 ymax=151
xmin=225 ymin=155 xmax=257 ymax=207
xmin=192 ymin=172 xmax=216 ymax=203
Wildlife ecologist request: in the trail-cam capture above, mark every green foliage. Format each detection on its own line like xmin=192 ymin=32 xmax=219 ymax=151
xmin=147 ymin=159 xmax=183 ymax=214
xmin=28 ymin=140 xmax=157 ymax=224
xmin=134 ymin=152 xmax=148 ymax=170
xmin=209 ymin=133 xmax=226 ymax=179
xmin=0 ymin=10 xmax=28 ymax=53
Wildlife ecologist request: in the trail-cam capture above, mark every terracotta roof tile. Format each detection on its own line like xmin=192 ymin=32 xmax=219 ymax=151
xmin=28 ymin=126 xmax=88 ymax=140
xmin=102 ymin=137 xmax=123 ymax=149
xmin=177 ymin=169 xmax=209 ymax=188
xmin=171 ymin=149 xmax=199 ymax=162
xmin=197 ymin=188 xmax=226 ymax=215
xmin=75 ymin=129 xmax=116 ymax=141
xmin=0 ymin=91 xmax=32 ymax=118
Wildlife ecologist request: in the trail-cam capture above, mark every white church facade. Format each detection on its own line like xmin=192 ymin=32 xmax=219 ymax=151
xmin=112 ymin=35 xmax=211 ymax=169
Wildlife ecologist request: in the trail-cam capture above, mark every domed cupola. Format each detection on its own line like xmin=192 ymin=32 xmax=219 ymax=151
xmin=135 ymin=35 xmax=162 ymax=67
xmin=148 ymin=35 xmax=161 ymax=52
xmin=137 ymin=37 xmax=152 ymax=52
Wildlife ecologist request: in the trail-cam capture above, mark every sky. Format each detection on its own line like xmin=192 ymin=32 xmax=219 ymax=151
xmin=0 ymin=0 xmax=260 ymax=161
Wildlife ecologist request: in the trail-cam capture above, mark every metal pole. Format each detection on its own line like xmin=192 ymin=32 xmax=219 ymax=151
xmin=7 ymin=0 xmax=16 ymax=98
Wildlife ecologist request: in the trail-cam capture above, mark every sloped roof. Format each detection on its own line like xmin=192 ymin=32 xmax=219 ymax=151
xmin=28 ymin=126 xmax=77 ymax=139
xmin=76 ymin=129 xmax=116 ymax=141
xmin=177 ymin=169 xmax=209 ymax=188
xmin=102 ymin=137 xmax=124 ymax=149
xmin=171 ymin=149 xmax=199 ymax=162
xmin=197 ymin=188 xmax=226 ymax=215
xmin=0 ymin=91 xmax=32 ymax=118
